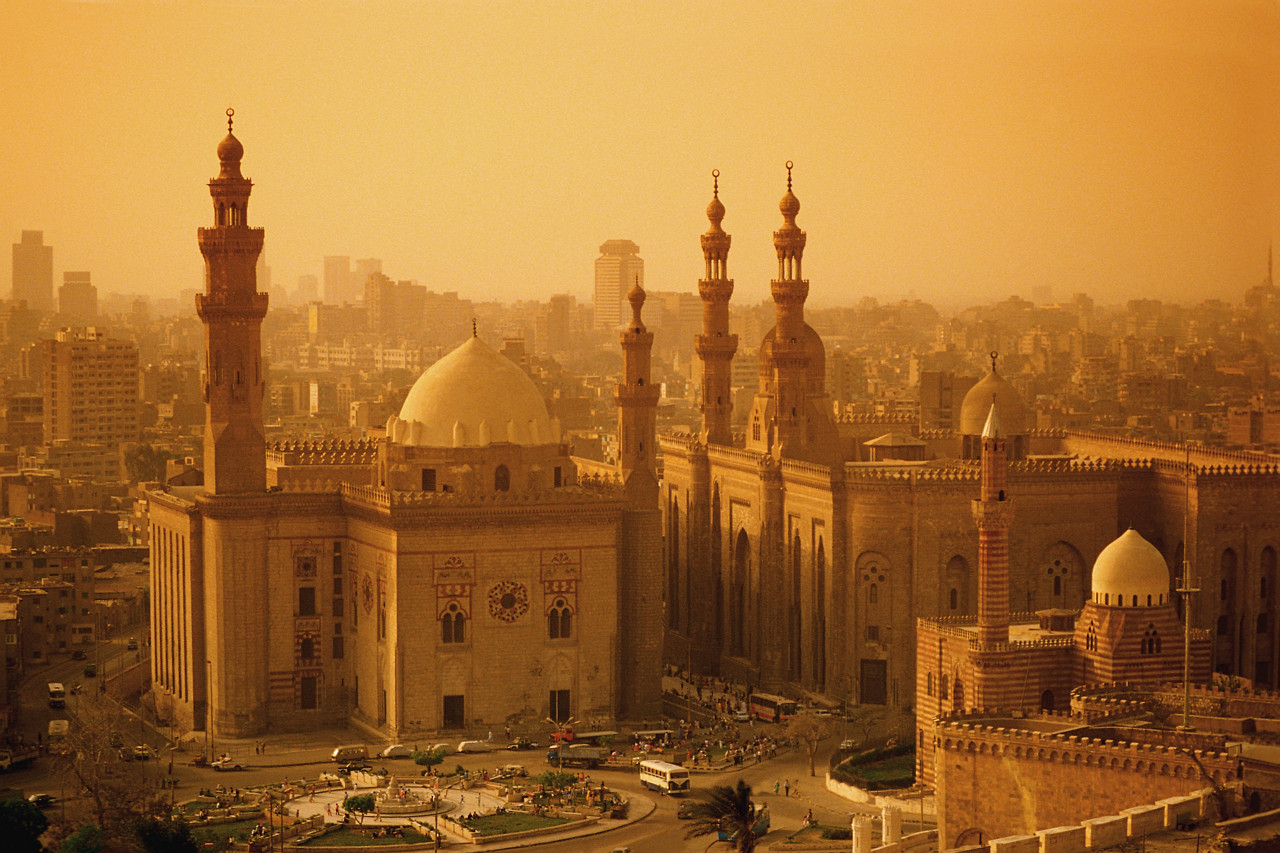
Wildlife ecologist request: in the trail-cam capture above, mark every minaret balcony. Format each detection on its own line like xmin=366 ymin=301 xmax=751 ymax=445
xmin=198 ymin=227 xmax=265 ymax=255
xmin=196 ymin=290 xmax=269 ymax=321
xmin=615 ymin=384 xmax=661 ymax=406
xmin=971 ymin=498 xmax=1014 ymax=527
xmin=695 ymin=335 xmax=738 ymax=358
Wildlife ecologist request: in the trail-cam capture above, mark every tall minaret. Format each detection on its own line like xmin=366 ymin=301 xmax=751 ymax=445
xmin=617 ymin=280 xmax=660 ymax=477
xmin=695 ymin=170 xmax=737 ymax=445
xmin=615 ymin=280 xmax=662 ymax=718
xmin=769 ymin=161 xmax=811 ymax=455
xmin=197 ymin=109 xmax=268 ymax=494
xmin=973 ymin=402 xmax=1012 ymax=646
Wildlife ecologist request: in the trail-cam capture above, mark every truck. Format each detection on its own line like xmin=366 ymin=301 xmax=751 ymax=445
xmin=0 ymin=747 xmax=39 ymax=771
xmin=546 ymin=743 xmax=605 ymax=768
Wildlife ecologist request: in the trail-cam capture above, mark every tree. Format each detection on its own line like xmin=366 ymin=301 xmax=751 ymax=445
xmin=683 ymin=780 xmax=760 ymax=853
xmin=342 ymin=794 xmax=376 ymax=825
xmin=123 ymin=444 xmax=171 ymax=484
xmin=845 ymin=706 xmax=885 ymax=748
xmin=411 ymin=746 xmax=446 ymax=769
xmin=55 ymin=825 xmax=107 ymax=853
xmin=787 ymin=714 xmax=837 ymax=777
xmin=133 ymin=817 xmax=198 ymax=853
xmin=0 ymin=796 xmax=49 ymax=853
xmin=47 ymin=692 xmax=166 ymax=837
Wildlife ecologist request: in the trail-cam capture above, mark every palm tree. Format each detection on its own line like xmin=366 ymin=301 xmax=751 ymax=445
xmin=683 ymin=779 xmax=761 ymax=852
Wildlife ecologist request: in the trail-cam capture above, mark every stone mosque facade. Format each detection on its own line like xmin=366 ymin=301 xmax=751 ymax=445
xmin=147 ymin=119 xmax=663 ymax=738
xmin=660 ymin=169 xmax=1280 ymax=716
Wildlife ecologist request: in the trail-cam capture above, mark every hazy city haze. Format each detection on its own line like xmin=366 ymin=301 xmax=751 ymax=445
xmin=6 ymin=0 xmax=1280 ymax=308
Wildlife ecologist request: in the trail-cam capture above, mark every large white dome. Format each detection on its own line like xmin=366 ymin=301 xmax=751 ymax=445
xmin=387 ymin=336 xmax=560 ymax=448
xmin=1090 ymin=529 xmax=1171 ymax=607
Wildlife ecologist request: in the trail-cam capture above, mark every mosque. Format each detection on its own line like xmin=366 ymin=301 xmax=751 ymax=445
xmin=146 ymin=117 xmax=662 ymax=738
xmin=660 ymin=166 xmax=1280 ymax=723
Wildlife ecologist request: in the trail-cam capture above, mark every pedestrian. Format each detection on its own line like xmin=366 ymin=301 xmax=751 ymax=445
xmin=773 ymin=780 xmax=780 ymax=796
xmin=505 ymin=725 xmax=511 ymax=740
xmin=784 ymin=779 xmax=790 ymax=797
xmin=487 ymin=730 xmax=492 ymax=742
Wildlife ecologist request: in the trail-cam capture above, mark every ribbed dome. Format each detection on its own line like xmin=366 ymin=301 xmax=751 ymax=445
xmin=1090 ymin=529 xmax=1170 ymax=607
xmin=389 ymin=336 xmax=559 ymax=448
xmin=959 ymin=369 xmax=1027 ymax=436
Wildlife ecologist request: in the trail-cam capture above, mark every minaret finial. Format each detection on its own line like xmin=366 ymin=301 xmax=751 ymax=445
xmin=472 ymin=318 xmax=477 ymax=338
xmin=226 ymin=107 xmax=234 ymax=133
xmin=786 ymin=160 xmax=793 ymax=191
xmin=712 ymin=168 xmax=719 ymax=198
xmin=990 ymin=350 xmax=999 ymax=371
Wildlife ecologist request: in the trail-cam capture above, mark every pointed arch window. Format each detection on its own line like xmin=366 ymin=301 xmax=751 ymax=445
xmin=548 ymin=598 xmax=573 ymax=639
xmin=494 ymin=465 xmax=510 ymax=492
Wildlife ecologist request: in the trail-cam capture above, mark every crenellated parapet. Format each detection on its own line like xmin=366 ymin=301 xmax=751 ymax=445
xmin=838 ymin=412 xmax=917 ymax=426
xmin=266 ymin=438 xmax=380 ymax=466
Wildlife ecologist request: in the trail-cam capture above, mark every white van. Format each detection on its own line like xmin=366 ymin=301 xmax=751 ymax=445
xmin=456 ymin=740 xmax=493 ymax=753
xmin=330 ymin=744 xmax=368 ymax=762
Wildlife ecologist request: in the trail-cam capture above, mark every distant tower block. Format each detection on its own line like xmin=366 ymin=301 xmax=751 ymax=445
xmin=196 ymin=110 xmax=268 ymax=494
xmin=12 ymin=230 xmax=53 ymax=312
xmin=594 ymin=239 xmax=643 ymax=330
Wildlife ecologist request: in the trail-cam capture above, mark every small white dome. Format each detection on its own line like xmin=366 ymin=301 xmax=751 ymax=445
xmin=1090 ymin=529 xmax=1170 ymax=607
xmin=391 ymin=336 xmax=559 ymax=448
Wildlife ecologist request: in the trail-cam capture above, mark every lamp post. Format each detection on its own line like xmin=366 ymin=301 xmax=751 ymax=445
xmin=205 ymin=659 xmax=213 ymax=761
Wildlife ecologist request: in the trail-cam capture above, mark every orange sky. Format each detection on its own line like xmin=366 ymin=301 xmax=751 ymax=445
xmin=5 ymin=0 xmax=1279 ymax=309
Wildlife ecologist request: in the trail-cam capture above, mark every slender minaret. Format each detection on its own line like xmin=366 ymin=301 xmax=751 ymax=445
xmin=197 ymin=109 xmax=268 ymax=494
xmin=973 ymin=402 xmax=1012 ymax=646
xmin=617 ymin=281 xmax=660 ymax=478
xmin=768 ymin=162 xmax=812 ymax=453
xmin=616 ymin=280 xmax=663 ymax=718
xmin=695 ymin=170 xmax=737 ymax=445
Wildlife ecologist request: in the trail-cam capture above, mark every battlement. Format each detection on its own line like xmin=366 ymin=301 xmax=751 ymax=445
xmin=274 ymin=474 xmax=627 ymax=510
xmin=267 ymin=438 xmax=380 ymax=466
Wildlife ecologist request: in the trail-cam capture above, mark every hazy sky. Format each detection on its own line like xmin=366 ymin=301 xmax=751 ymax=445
xmin=6 ymin=0 xmax=1280 ymax=309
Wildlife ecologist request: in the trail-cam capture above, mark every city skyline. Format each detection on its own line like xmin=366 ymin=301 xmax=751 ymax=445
xmin=6 ymin=0 xmax=1280 ymax=309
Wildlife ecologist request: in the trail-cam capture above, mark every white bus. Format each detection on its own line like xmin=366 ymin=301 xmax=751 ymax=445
xmin=638 ymin=759 xmax=691 ymax=795
xmin=47 ymin=683 xmax=66 ymax=708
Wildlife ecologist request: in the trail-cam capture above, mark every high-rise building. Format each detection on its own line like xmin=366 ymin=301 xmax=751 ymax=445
xmin=593 ymin=239 xmax=642 ymax=330
xmin=12 ymin=231 xmax=53 ymax=312
xmin=58 ymin=272 xmax=98 ymax=323
xmin=322 ymin=256 xmax=354 ymax=305
xmin=41 ymin=327 xmax=140 ymax=448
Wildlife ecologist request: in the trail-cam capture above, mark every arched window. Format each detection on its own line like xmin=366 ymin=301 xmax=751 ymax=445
xmin=869 ymin=583 xmax=879 ymax=605
xmin=300 ymin=637 xmax=315 ymax=660
xmin=949 ymin=588 xmax=958 ymax=610
xmin=494 ymin=465 xmax=510 ymax=492
xmin=548 ymin=598 xmax=572 ymax=639
xmin=927 ymin=672 xmax=934 ymax=696
xmin=940 ymin=674 xmax=949 ymax=700
xmin=442 ymin=602 xmax=466 ymax=643
xmin=1053 ymin=576 xmax=1061 ymax=596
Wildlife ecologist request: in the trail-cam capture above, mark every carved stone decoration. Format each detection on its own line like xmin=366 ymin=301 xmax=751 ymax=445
xmin=487 ymin=581 xmax=530 ymax=623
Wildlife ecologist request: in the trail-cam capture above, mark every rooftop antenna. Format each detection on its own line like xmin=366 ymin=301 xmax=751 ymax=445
xmin=1177 ymin=442 xmax=1199 ymax=730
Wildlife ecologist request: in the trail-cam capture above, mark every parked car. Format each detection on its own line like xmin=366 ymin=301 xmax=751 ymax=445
xmin=457 ymin=740 xmax=493 ymax=753
xmin=28 ymin=794 xmax=55 ymax=809
xmin=82 ymin=664 xmax=97 ymax=677
xmin=212 ymin=756 xmax=245 ymax=771
xmin=380 ymin=744 xmax=412 ymax=759
xmin=71 ymin=649 xmax=87 ymax=660
xmin=506 ymin=737 xmax=537 ymax=750
xmin=126 ymin=638 xmax=139 ymax=651
xmin=431 ymin=743 xmax=457 ymax=755
xmin=677 ymin=800 xmax=697 ymax=819
xmin=133 ymin=744 xmax=156 ymax=760
xmin=336 ymin=761 xmax=372 ymax=776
